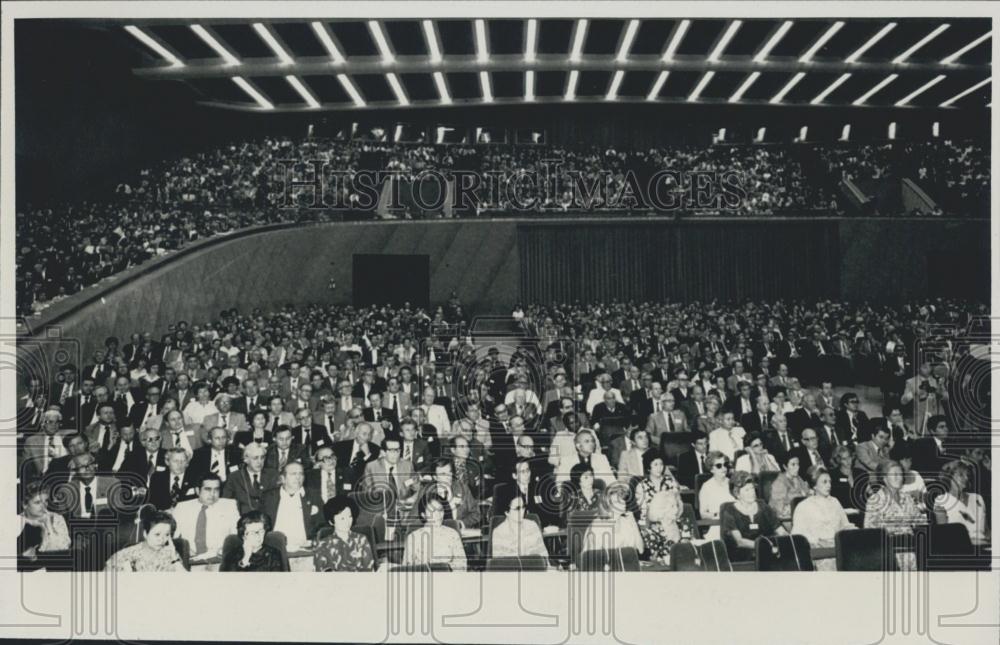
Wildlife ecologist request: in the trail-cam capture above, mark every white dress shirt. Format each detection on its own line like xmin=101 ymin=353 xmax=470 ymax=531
xmin=171 ymin=498 xmax=239 ymax=555
xmin=273 ymin=488 xmax=309 ymax=549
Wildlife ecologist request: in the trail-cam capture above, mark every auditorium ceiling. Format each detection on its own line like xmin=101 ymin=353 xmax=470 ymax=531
xmin=108 ymin=18 xmax=991 ymax=112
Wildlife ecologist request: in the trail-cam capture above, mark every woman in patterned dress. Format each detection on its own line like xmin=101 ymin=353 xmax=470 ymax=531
xmin=635 ymin=452 xmax=680 ymax=521
xmin=402 ymin=494 xmax=467 ymax=571
xmin=864 ymin=460 xmax=926 ymax=570
xmin=640 ymin=490 xmax=694 ymax=564
xmin=313 ymin=497 xmax=375 ymax=572
xmin=105 ymin=511 xmax=186 ymax=572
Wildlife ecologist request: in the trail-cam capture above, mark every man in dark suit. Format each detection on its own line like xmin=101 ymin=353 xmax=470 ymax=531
xmin=127 ymin=386 xmax=166 ymax=430
xmin=590 ymin=390 xmax=632 ymax=468
xmin=189 ymin=426 xmax=241 ymax=484
xmin=62 ymin=377 xmax=96 ymax=428
xmin=305 ymin=445 xmax=351 ymax=503
xmin=628 ymin=374 xmax=656 ymax=412
xmin=147 ymin=447 xmax=198 ymax=510
xmin=725 ymin=381 xmax=755 ymax=418
xmin=680 ymin=386 xmax=708 ymax=432
xmin=494 ymin=457 xmax=560 ymax=528
xmin=815 ymin=407 xmax=841 ymax=461
xmin=793 ymin=428 xmax=827 ymax=471
xmin=44 ymin=433 xmax=92 ymax=488
xmin=764 ymin=414 xmax=799 ymax=464
xmin=362 ymin=392 xmax=399 ymax=435
xmin=676 ymin=432 xmax=710 ymax=489
xmin=121 ymin=427 xmax=168 ymax=487
xmin=222 ymin=442 xmax=279 ymax=515
xmin=741 ymin=397 xmax=772 ymax=436
xmin=351 ymin=370 xmax=383 ymax=405
xmin=264 ymin=425 xmax=312 ymax=472
xmin=260 ymin=462 xmax=325 ymax=549
xmin=911 ymin=415 xmax=953 ymax=481
xmin=288 ymin=407 xmax=325 ymax=454
xmin=787 ymin=392 xmax=822 ymax=439
xmin=332 ymin=422 xmax=381 ymax=487
xmin=81 ymin=350 xmax=115 ymax=388
xmin=231 ymin=379 xmax=265 ymax=416
xmin=835 ymin=392 xmax=870 ymax=444
xmin=399 ymin=417 xmax=433 ymax=470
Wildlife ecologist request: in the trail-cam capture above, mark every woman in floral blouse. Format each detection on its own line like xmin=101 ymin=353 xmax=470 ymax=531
xmin=640 ymin=490 xmax=694 ymax=564
xmin=105 ymin=511 xmax=186 ymax=572
xmin=864 ymin=460 xmax=925 ymax=570
xmin=313 ymin=497 xmax=375 ymax=572
xmin=635 ymin=452 xmax=680 ymax=521
xmin=402 ymin=494 xmax=467 ymax=571
xmin=565 ymin=463 xmax=602 ymax=516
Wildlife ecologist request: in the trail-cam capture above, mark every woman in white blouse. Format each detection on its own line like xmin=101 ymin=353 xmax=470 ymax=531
xmin=934 ymin=460 xmax=988 ymax=542
xmin=402 ymin=494 xmax=467 ymax=571
xmin=698 ymin=451 xmax=735 ymax=540
xmin=182 ymin=382 xmax=218 ymax=428
xmin=792 ymin=467 xmax=855 ymax=571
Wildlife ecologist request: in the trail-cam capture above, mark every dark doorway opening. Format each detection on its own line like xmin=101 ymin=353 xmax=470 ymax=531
xmin=353 ymin=254 xmax=430 ymax=308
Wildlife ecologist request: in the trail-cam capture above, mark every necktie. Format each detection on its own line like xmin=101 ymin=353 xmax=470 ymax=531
xmin=374 ymin=409 xmax=380 ymax=421
xmin=667 ymin=412 xmax=674 ymax=433
xmin=390 ymin=395 xmax=397 ymax=414
xmin=387 ymin=465 xmax=395 ymax=486
xmin=279 ymin=450 xmax=288 ymax=470
xmin=173 ymin=431 xmax=182 ymax=448
xmin=172 ymin=476 xmax=181 ymax=499
xmin=654 ymin=401 xmax=660 ymax=413
xmin=84 ymin=485 xmax=94 ymax=515
xmin=325 ymin=473 xmax=336 ymax=500
xmin=221 ymin=415 xmax=228 ymax=429
xmin=210 ymin=457 xmax=219 ymax=474
xmin=194 ymin=505 xmax=208 ymax=554
xmin=47 ymin=435 xmax=57 ymax=459
xmin=404 ymin=443 xmax=412 ymax=462
xmin=782 ymin=434 xmax=790 ymax=452
xmin=148 ymin=454 xmax=156 ymax=477
xmin=252 ymin=473 xmax=260 ymax=491
xmin=101 ymin=424 xmax=111 ymax=451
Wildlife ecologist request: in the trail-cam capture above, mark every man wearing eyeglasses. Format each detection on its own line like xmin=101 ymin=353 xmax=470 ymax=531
xmin=305 ymin=446 xmax=349 ymax=502
xmin=835 ymin=392 xmax=870 ymax=444
xmin=360 ymin=436 xmax=420 ymax=504
xmin=21 ymin=410 xmax=73 ymax=481
xmin=793 ymin=428 xmax=827 ymax=470
xmin=59 ymin=453 xmax=115 ymax=521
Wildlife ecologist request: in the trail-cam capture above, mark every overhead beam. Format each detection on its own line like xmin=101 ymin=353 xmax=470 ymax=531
xmin=134 ymin=53 xmax=986 ymax=79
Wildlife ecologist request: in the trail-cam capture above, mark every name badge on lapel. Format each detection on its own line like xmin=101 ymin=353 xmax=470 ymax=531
xmin=343 ymin=483 xmax=352 ymax=491
xmin=229 ymin=465 xmax=239 ymax=472
xmin=156 ymin=465 xmax=166 ymax=472
xmin=749 ymin=523 xmax=759 ymax=530
xmin=310 ymin=505 xmax=319 ymax=515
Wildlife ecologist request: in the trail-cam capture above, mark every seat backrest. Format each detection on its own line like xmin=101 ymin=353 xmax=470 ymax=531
xmin=486 ymin=555 xmax=549 ymax=571
xmin=680 ymin=504 xmax=698 ymax=537
xmin=576 ymin=547 xmax=641 ymax=571
xmin=172 ymin=537 xmax=192 ymax=571
xmin=390 ymin=563 xmax=452 ymax=572
xmin=759 ymin=471 xmax=780 ymax=503
xmin=929 ymin=522 xmax=974 ymax=557
xmin=565 ymin=510 xmax=599 ymax=562
xmin=755 ymin=534 xmax=814 ymax=571
xmin=789 ymin=496 xmax=807 ymax=519
xmin=264 ymin=531 xmax=291 ymax=571
xmin=835 ymin=527 xmax=895 ymax=571
xmin=698 ymin=540 xmax=733 ymax=571
xmin=669 ymin=542 xmax=702 ymax=571
xmin=220 ymin=534 xmax=241 ymax=563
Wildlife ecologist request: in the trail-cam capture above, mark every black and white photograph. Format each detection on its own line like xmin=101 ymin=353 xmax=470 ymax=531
xmin=1 ymin=2 xmax=998 ymax=644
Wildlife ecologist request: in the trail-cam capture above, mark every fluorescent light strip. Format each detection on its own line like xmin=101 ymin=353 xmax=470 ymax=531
xmin=617 ymin=19 xmax=640 ymax=62
xmin=662 ymin=19 xmax=691 ymax=61
xmin=125 ymin=25 xmax=184 ymax=66
xmin=191 ymin=24 xmax=239 ymax=65
xmin=368 ymin=21 xmax=394 ymax=63
xmin=570 ymin=19 xmax=588 ymax=62
xmin=893 ymin=24 xmax=949 ymax=64
xmin=756 ymin=127 xmax=766 ymax=142
xmin=894 ymin=75 xmax=945 ymax=106
xmin=888 ymin=122 xmax=896 ymax=139
xmin=709 ymin=20 xmax=742 ymax=61
xmin=525 ymin=19 xmax=538 ymax=62
xmin=423 ymin=20 xmax=442 ymax=63
xmin=647 ymin=71 xmax=669 ymax=100
xmin=770 ymin=72 xmax=805 ymax=103
xmin=606 ymin=70 xmax=624 ymax=100
xmin=336 ymin=74 xmax=366 ymax=107
xmin=395 ymin=125 xmax=403 ymax=142
xmin=939 ymin=78 xmax=991 ymax=107
xmin=729 ymin=71 xmax=760 ymax=102
xmin=811 ymin=73 xmax=851 ymax=104
xmin=433 ymin=71 xmax=452 ymax=104
xmin=755 ymin=20 xmax=793 ymax=62
xmin=688 ymin=71 xmax=714 ymax=101
xmin=852 ymin=74 xmax=898 ymax=105
xmin=565 ymin=69 xmax=579 ymax=100
xmin=941 ymin=31 xmax=992 ymax=64
xmin=310 ymin=22 xmax=344 ymax=63
xmin=799 ymin=21 xmax=844 ymax=62
xmin=253 ymin=23 xmax=293 ymax=65
xmin=525 ymin=70 xmax=535 ymax=101
xmin=286 ymin=76 xmax=319 ymax=108
xmin=232 ymin=76 xmax=272 ymax=109
xmin=841 ymin=124 xmax=851 ymax=140
xmin=475 ymin=19 xmax=489 ymax=63
xmin=845 ymin=22 xmax=896 ymax=63
xmin=480 ymin=71 xmax=493 ymax=102
xmin=386 ymin=73 xmax=409 ymax=106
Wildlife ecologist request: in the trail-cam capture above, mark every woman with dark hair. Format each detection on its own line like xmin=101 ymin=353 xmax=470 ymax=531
xmin=934 ymin=460 xmax=988 ymax=542
xmin=639 ymin=490 xmax=694 ymax=564
xmin=566 ymin=462 xmax=601 ymax=513
xmin=698 ymin=450 xmax=735 ymax=540
xmin=864 ymin=460 xmax=925 ymax=569
xmin=220 ymin=511 xmax=284 ymax=572
xmin=182 ymin=382 xmax=218 ymax=428
xmin=105 ymin=511 xmax=186 ymax=572
xmin=233 ymin=410 xmax=272 ymax=449
xmin=734 ymin=432 xmax=780 ymax=474
xmin=720 ymin=471 xmax=787 ymax=562
xmin=313 ymin=497 xmax=375 ymax=572
xmin=635 ymin=451 xmax=679 ymax=521
xmin=491 ymin=494 xmax=548 ymax=559
xmin=769 ymin=452 xmax=809 ymax=518
xmin=890 ymin=441 xmax=926 ymax=496
xmin=402 ymin=494 xmax=466 ymax=571
xmin=792 ymin=467 xmax=854 ymax=571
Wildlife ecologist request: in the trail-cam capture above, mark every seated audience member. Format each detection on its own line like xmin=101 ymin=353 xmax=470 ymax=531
xmin=617 ymin=428 xmax=651 ymax=482
xmin=792 ymin=467 xmax=855 ymax=571
xmin=934 ymin=460 xmax=988 ymax=543
xmin=497 ymin=458 xmax=558 ymax=528
xmin=261 ymin=462 xmax=325 ymax=551
xmin=104 ymin=422 xmax=141 ymax=474
xmin=696 ymin=396 xmax=722 ymax=435
xmin=45 ymin=433 xmax=90 ymax=486
xmin=912 ymin=415 xmax=953 ymax=478
xmin=398 ymin=417 xmax=433 ymax=471
xmin=18 ymin=482 xmax=72 ymax=570
xmin=864 ymin=460 xmax=926 ymax=570
xmin=223 ymin=442 xmax=278 ymax=515
xmin=635 ymin=451 xmax=680 ymax=521
xmin=182 ymin=383 xmax=218 ymax=429
xmin=414 ymin=458 xmax=481 ymax=529
xmin=220 ymin=510 xmax=285 ymax=572
xmin=697 ymin=451 xmax=735 ymax=540
xmin=189 ymin=426 xmax=240 ymax=484
xmin=547 ymin=413 xmax=599 ymax=466
xmin=555 ymin=429 xmax=615 ymax=487
xmin=708 ymin=412 xmax=745 ymax=461
xmin=735 ymin=432 xmax=780 ymax=474
xmin=644 ymin=392 xmax=687 ymax=445
xmin=565 ymin=463 xmax=602 ymax=515
xmin=313 ymin=497 xmax=375 ymax=572
xmin=640 ymin=490 xmax=694 ymax=564
xmin=491 ymin=494 xmax=549 ymax=560
xmin=794 ymin=428 xmax=827 ymax=471
xmin=449 ymin=435 xmax=487 ymax=501
xmin=171 ymin=474 xmax=239 ymax=558
xmin=105 ymin=511 xmax=186 ymax=572
xmin=60 ymin=452 xmax=116 ymax=520
xmin=148 ymin=447 xmax=198 ymax=510
xmin=764 ymin=414 xmax=798 ymax=463
xmin=306 ymin=445 xmax=349 ymax=503
xmin=360 ymin=435 xmax=420 ymax=509
xmin=891 ymin=441 xmax=926 ymax=496
xmin=333 ymin=422 xmax=381 ymax=487
xmin=582 ymin=485 xmax=644 ymax=555
xmin=720 ymin=471 xmax=787 ymax=562
xmin=402 ymin=494 xmax=467 ymax=571
xmin=160 ymin=409 xmax=197 ymax=456
xmin=828 ymin=445 xmax=861 ymax=510
xmin=769 ymin=453 xmax=810 ymax=518
xmin=233 ymin=411 xmax=273 ymax=450
xmin=836 ymin=393 xmax=869 ymax=444
xmin=22 ymin=410 xmax=72 ymax=480
xmin=676 ymin=431 xmax=710 ymax=489
xmin=855 ymin=426 xmax=892 ymax=474
xmin=265 ymin=425 xmax=312 ymax=472
xmin=201 ymin=394 xmax=247 ymax=442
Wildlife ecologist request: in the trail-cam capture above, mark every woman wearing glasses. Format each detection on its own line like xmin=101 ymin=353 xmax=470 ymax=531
xmin=734 ymin=432 xmax=780 ymax=475
xmin=720 ymin=471 xmax=787 ymax=562
xmin=769 ymin=453 xmax=810 ymax=519
xmin=491 ymin=494 xmax=548 ymax=559
xmin=697 ymin=451 xmax=735 ymax=540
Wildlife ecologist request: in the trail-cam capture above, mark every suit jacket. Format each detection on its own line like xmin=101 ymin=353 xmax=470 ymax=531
xmin=264 ymin=444 xmax=312 ymax=472
xmin=147 ymin=469 xmax=199 ymax=510
xmin=911 ymin=437 xmax=951 ymax=478
xmin=854 ymin=440 xmax=890 ymax=473
xmin=128 ymin=401 xmax=165 ymax=430
xmin=56 ymin=475 xmax=117 ymax=518
xmin=740 ymin=411 xmax=772 ymax=436
xmin=835 ymin=410 xmax=870 ymax=444
xmin=399 ymin=438 xmax=433 ymax=471
xmin=121 ymin=448 xmax=167 ymax=484
xmin=382 ymin=391 xmax=412 ymax=420
xmin=787 ymin=408 xmax=821 ymax=437
xmin=419 ymin=404 xmax=451 ymax=439
xmin=166 ymin=388 xmax=195 ymax=412
xmin=677 ymin=449 xmax=710 ymax=489
xmin=413 ymin=479 xmax=481 ymax=528
xmin=360 ymin=458 xmax=420 ymax=499
xmin=680 ymin=399 xmax=709 ymax=429
xmin=83 ymin=421 xmax=119 ymax=455
xmin=21 ymin=430 xmax=74 ymax=480
xmin=815 ymin=424 xmax=841 ymax=460
xmin=304 ymin=468 xmax=353 ymax=501
xmin=332 ymin=440 xmax=381 ymax=485
xmin=764 ymin=430 xmax=800 ymax=462
xmin=201 ymin=411 xmax=248 ymax=439
xmin=222 ymin=466 xmax=280 ymax=516
xmin=189 ymin=445 xmax=242 ymax=484
xmin=644 ymin=409 xmax=689 ymax=444
xmin=793 ymin=446 xmax=828 ymax=472
xmin=725 ymin=395 xmax=755 ymax=418
xmin=230 ymin=394 xmax=267 ymax=417
xmin=260 ymin=486 xmax=326 ymax=541
xmin=362 ymin=406 xmax=400 ymax=433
